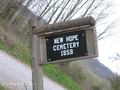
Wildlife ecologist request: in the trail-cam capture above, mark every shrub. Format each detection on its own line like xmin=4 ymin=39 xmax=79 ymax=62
xmin=108 ymin=73 xmax=120 ymax=90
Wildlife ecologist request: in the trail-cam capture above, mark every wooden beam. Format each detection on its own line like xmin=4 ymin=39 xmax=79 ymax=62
xmin=33 ymin=16 xmax=95 ymax=35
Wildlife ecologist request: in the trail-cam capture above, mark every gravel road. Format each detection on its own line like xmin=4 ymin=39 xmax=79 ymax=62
xmin=0 ymin=49 xmax=66 ymax=90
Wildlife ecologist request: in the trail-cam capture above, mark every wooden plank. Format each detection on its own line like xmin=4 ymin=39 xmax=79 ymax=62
xmin=93 ymin=27 xmax=98 ymax=56
xmin=33 ymin=16 xmax=95 ymax=35
xmin=39 ymin=55 xmax=97 ymax=65
xmin=86 ymin=28 xmax=94 ymax=56
xmin=38 ymin=25 xmax=91 ymax=37
xmin=29 ymin=19 xmax=43 ymax=90
xmin=40 ymin=37 xmax=47 ymax=64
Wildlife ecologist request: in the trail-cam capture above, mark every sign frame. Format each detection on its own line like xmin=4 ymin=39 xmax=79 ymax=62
xmin=37 ymin=26 xmax=98 ymax=65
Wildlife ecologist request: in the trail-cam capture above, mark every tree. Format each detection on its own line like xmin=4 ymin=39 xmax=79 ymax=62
xmin=109 ymin=53 xmax=120 ymax=62
xmin=0 ymin=1 xmax=118 ymax=89
xmin=0 ymin=0 xmax=117 ymax=41
xmin=33 ymin=0 xmax=117 ymax=41
xmin=108 ymin=73 xmax=120 ymax=90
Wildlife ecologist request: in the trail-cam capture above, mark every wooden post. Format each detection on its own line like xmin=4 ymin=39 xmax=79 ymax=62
xmin=29 ymin=19 xmax=43 ymax=90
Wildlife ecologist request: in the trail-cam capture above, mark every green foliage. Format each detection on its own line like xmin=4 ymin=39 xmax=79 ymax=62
xmin=0 ymin=84 xmax=2 ymax=90
xmin=0 ymin=44 xmax=81 ymax=90
xmin=71 ymin=68 xmax=86 ymax=84
xmin=58 ymin=61 xmax=86 ymax=85
xmin=0 ymin=37 xmax=31 ymax=65
xmin=0 ymin=0 xmax=117 ymax=90
xmin=109 ymin=53 xmax=120 ymax=62
xmin=0 ymin=84 xmax=8 ymax=90
xmin=108 ymin=73 xmax=120 ymax=90
xmin=43 ymin=64 xmax=81 ymax=90
xmin=0 ymin=29 xmax=81 ymax=90
xmin=0 ymin=27 xmax=112 ymax=90
xmin=91 ymin=86 xmax=101 ymax=90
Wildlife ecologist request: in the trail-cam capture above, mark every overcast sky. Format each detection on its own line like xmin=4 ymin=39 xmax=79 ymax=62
xmin=98 ymin=0 xmax=120 ymax=74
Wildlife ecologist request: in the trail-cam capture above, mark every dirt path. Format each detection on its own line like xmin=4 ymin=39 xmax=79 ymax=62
xmin=0 ymin=49 xmax=66 ymax=90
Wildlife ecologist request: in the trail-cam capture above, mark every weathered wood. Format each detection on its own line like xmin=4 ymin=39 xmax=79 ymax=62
xmin=29 ymin=17 xmax=98 ymax=89
xmin=39 ymin=27 xmax=98 ymax=65
xmin=29 ymin=19 xmax=43 ymax=90
xmin=38 ymin=25 xmax=91 ymax=37
xmin=93 ymin=27 xmax=98 ymax=56
xmin=40 ymin=55 xmax=97 ymax=65
xmin=33 ymin=16 xmax=95 ymax=35
xmin=40 ymin=37 xmax=47 ymax=64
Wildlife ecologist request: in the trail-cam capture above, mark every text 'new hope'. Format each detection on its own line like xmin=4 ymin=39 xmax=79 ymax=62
xmin=53 ymin=35 xmax=80 ymax=56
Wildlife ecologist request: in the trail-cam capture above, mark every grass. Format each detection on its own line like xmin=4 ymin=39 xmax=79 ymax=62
xmin=0 ymin=28 xmax=81 ymax=90
xmin=0 ymin=25 xmax=113 ymax=90
xmin=43 ymin=64 xmax=81 ymax=90
xmin=69 ymin=61 xmax=102 ymax=84
xmin=0 ymin=4 xmax=111 ymax=90
xmin=0 ymin=11 xmax=111 ymax=90
xmin=69 ymin=61 xmax=112 ymax=90
xmin=0 ymin=84 xmax=2 ymax=90
xmin=0 ymin=40 xmax=31 ymax=65
xmin=0 ymin=84 xmax=8 ymax=90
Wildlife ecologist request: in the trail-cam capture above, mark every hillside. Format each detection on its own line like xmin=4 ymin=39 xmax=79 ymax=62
xmin=83 ymin=58 xmax=114 ymax=81
xmin=0 ymin=21 xmax=113 ymax=90
xmin=0 ymin=1 xmax=115 ymax=90
xmin=0 ymin=49 xmax=68 ymax=90
xmin=67 ymin=59 xmax=114 ymax=90
xmin=0 ymin=24 xmax=83 ymax=90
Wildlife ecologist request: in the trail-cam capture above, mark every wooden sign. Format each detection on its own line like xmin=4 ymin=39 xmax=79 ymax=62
xmin=29 ymin=16 xmax=98 ymax=65
xmin=29 ymin=17 xmax=98 ymax=65
xmin=29 ymin=16 xmax=98 ymax=90
xmin=37 ymin=26 xmax=98 ymax=65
